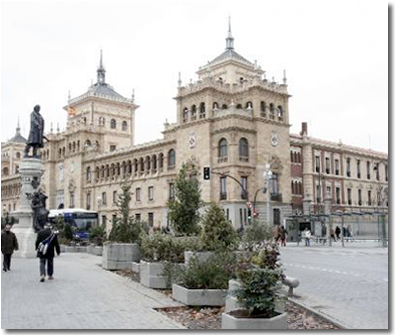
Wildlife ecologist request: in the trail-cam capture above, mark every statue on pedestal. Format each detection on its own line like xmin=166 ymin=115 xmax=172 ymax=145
xmin=24 ymin=105 xmax=48 ymax=158
xmin=26 ymin=189 xmax=49 ymax=232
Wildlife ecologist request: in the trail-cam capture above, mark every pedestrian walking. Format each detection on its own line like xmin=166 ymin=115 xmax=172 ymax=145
xmin=335 ymin=226 xmax=342 ymax=240
xmin=1 ymin=224 xmax=18 ymax=272
xmin=305 ymin=228 xmax=311 ymax=247
xmin=321 ymin=223 xmax=327 ymax=244
xmin=280 ymin=225 xmax=288 ymax=246
xmin=330 ymin=227 xmax=336 ymax=241
xmin=35 ymin=223 xmax=60 ymax=282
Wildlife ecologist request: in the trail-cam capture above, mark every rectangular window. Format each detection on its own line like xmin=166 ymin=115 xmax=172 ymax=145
xmin=102 ymin=215 xmax=107 ymax=227
xmin=375 ymin=163 xmax=380 ymax=181
xmin=148 ymin=212 xmax=154 ymax=226
xmin=326 ymin=186 xmax=331 ymax=198
xmin=336 ymin=187 xmax=341 ymax=204
xmin=316 ymin=185 xmax=321 ymax=203
xmin=86 ymin=193 xmax=91 ymax=210
xmin=367 ymin=161 xmax=371 ymax=179
xmin=273 ymin=208 xmax=281 ymax=225
xmin=325 ymin=157 xmax=330 ymax=174
xmin=110 ymin=145 xmax=116 ymax=152
xmin=148 ymin=186 xmax=154 ymax=201
xmin=102 ymin=192 xmax=107 ymax=205
xmin=347 ymin=188 xmax=352 ymax=206
xmin=335 ymin=159 xmax=340 ymax=176
xmin=220 ymin=177 xmax=227 ymax=200
xmin=357 ymin=160 xmax=361 ymax=179
xmin=113 ymin=191 xmax=118 ymax=204
xmin=168 ymin=183 xmax=175 ymax=201
xmin=271 ymin=173 xmax=279 ymax=194
xmin=241 ymin=176 xmax=248 ymax=199
xmin=358 ymin=189 xmax=362 ymax=206
xmin=368 ymin=190 xmax=372 ymax=206
xmin=315 ymin=156 xmax=320 ymax=173
xmin=346 ymin=158 xmax=351 ymax=177
xmin=136 ymin=188 xmax=141 ymax=202
xmin=70 ymin=192 xmax=75 ymax=208
xmin=135 ymin=213 xmax=141 ymax=222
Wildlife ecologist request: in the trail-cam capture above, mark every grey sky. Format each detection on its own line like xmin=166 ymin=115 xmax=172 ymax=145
xmin=1 ymin=0 xmax=388 ymax=153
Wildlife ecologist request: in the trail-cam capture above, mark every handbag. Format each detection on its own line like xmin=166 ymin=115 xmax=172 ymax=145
xmin=37 ymin=232 xmax=55 ymax=257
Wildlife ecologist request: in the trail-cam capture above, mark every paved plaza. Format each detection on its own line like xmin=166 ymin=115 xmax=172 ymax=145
xmin=1 ymin=253 xmax=185 ymax=329
xmin=280 ymin=242 xmax=388 ymax=329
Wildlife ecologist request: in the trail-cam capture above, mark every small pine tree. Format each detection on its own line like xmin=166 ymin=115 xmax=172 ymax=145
xmin=167 ymin=163 xmax=202 ymax=236
xmin=109 ymin=180 xmax=141 ymax=243
xmin=199 ymin=203 xmax=239 ymax=252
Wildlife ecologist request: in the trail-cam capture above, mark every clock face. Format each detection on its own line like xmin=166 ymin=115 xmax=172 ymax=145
xmin=271 ymin=132 xmax=279 ymax=146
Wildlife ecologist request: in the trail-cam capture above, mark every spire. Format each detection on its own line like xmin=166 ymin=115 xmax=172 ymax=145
xmin=283 ymin=70 xmax=287 ymax=85
xmin=131 ymin=88 xmax=135 ymax=103
xmin=178 ymin=72 xmax=182 ymax=87
xmin=16 ymin=117 xmax=21 ymax=135
xmin=97 ymin=49 xmax=106 ymax=84
xmin=226 ymin=16 xmax=234 ymax=50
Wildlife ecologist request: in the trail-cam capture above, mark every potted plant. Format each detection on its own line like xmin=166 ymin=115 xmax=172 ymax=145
xmin=185 ymin=202 xmax=239 ymax=264
xmin=88 ymin=224 xmax=106 ymax=256
xmin=102 ymin=181 xmax=143 ymax=270
xmin=139 ymin=232 xmax=188 ymax=289
xmin=171 ymin=252 xmax=237 ymax=306
xmin=222 ymin=240 xmax=287 ymax=329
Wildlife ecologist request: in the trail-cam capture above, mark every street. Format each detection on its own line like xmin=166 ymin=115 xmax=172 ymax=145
xmin=280 ymin=243 xmax=388 ymax=329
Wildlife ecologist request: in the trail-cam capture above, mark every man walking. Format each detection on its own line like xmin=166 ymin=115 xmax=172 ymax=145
xmin=1 ymin=224 xmax=19 ymax=272
xmin=35 ymin=223 xmax=60 ymax=282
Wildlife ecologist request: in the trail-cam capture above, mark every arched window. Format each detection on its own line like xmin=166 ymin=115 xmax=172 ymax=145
xmin=199 ymin=103 xmax=206 ymax=119
xmin=16 ymin=152 xmax=20 ymax=159
xmin=236 ymin=104 xmax=243 ymax=109
xmin=85 ymin=140 xmax=91 ymax=148
xmin=213 ymin=102 xmax=219 ymax=110
xmin=15 ymin=165 xmax=19 ymax=174
xmin=277 ymin=106 xmax=284 ymax=120
xmin=122 ymin=121 xmax=127 ymax=131
xmin=133 ymin=159 xmax=138 ymax=174
xmin=168 ymin=149 xmax=176 ymax=169
xmin=86 ymin=166 xmax=91 ymax=182
xmin=260 ymin=101 xmax=266 ymax=117
xmin=191 ymin=105 xmax=197 ymax=120
xmin=116 ymin=162 xmax=121 ymax=175
xmin=140 ymin=158 xmax=145 ymax=173
xmin=183 ymin=108 xmax=189 ymax=122
xmin=152 ymin=155 xmax=157 ymax=172
xmin=69 ymin=143 xmax=72 ymax=151
xmin=222 ymin=104 xmax=228 ymax=109
xmin=239 ymin=138 xmax=249 ymax=162
xmin=58 ymin=149 xmax=62 ymax=159
xmin=110 ymin=119 xmax=116 ymax=129
xmin=146 ymin=156 xmax=151 ymax=172
xmin=269 ymin=103 xmax=275 ymax=119
xmin=100 ymin=165 xmax=105 ymax=178
xmin=291 ymin=181 xmax=294 ymax=194
xmin=297 ymin=152 xmax=301 ymax=163
xmin=73 ymin=142 xmax=76 ymax=152
xmin=218 ymin=138 xmax=228 ymax=162
xmin=246 ymin=101 xmax=253 ymax=109
xmin=95 ymin=167 xmax=100 ymax=180
xmin=99 ymin=117 xmax=105 ymax=126
xmin=77 ymin=141 xmax=80 ymax=151
xmin=158 ymin=153 xmax=164 ymax=170
xmin=62 ymin=147 xmax=65 ymax=156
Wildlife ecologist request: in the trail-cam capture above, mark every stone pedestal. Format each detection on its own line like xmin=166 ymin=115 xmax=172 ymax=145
xmin=10 ymin=158 xmax=44 ymax=258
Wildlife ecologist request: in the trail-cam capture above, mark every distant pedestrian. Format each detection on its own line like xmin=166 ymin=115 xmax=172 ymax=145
xmin=280 ymin=225 xmax=288 ymax=246
xmin=35 ymin=223 xmax=60 ymax=282
xmin=330 ymin=227 xmax=336 ymax=241
xmin=335 ymin=226 xmax=341 ymax=240
xmin=305 ymin=228 xmax=311 ymax=247
xmin=321 ymin=224 xmax=327 ymax=244
xmin=1 ymin=224 xmax=18 ymax=272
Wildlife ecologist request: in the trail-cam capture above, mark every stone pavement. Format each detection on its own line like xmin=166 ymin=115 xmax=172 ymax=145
xmin=280 ymin=243 xmax=388 ymax=329
xmin=1 ymin=253 xmax=186 ymax=329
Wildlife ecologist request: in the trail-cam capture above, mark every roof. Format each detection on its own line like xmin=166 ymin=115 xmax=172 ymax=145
xmin=209 ymin=48 xmax=254 ymax=67
xmin=8 ymin=125 xmax=26 ymax=144
xmin=88 ymin=82 xmax=125 ymax=99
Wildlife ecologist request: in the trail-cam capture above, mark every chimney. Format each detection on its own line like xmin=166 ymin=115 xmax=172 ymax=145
xmin=301 ymin=122 xmax=308 ymax=136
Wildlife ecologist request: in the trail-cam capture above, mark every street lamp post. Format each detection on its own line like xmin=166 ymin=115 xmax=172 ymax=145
xmin=263 ymin=164 xmax=273 ymax=225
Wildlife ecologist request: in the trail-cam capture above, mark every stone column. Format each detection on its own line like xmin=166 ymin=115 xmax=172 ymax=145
xmin=11 ymin=158 xmax=45 ymax=258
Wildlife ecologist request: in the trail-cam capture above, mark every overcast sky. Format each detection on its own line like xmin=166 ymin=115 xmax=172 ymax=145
xmin=1 ymin=0 xmax=388 ymax=153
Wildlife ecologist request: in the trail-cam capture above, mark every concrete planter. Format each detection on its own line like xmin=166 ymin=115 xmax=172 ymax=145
xmin=87 ymin=244 xmax=94 ymax=254
xmin=102 ymin=243 xmax=140 ymax=270
xmin=60 ymin=245 xmax=66 ymax=253
xmin=172 ymin=284 xmax=226 ymax=306
xmin=64 ymin=246 xmax=87 ymax=253
xmin=132 ymin=262 xmax=140 ymax=273
xmin=184 ymin=251 xmax=214 ymax=265
xmin=92 ymin=246 xmax=103 ymax=256
xmin=221 ymin=310 xmax=287 ymax=329
xmin=225 ymin=279 xmax=242 ymax=312
xmin=140 ymin=261 xmax=169 ymax=289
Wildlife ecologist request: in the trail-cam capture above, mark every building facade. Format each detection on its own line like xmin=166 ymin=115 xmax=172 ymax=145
xmin=1 ymin=25 xmax=388 ymax=232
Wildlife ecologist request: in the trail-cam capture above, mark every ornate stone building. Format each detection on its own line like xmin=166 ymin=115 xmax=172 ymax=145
xmin=1 ymin=25 xmax=388 ymax=231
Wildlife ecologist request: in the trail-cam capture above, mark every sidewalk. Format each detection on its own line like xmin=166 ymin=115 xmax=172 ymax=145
xmin=1 ymin=253 xmax=186 ymax=329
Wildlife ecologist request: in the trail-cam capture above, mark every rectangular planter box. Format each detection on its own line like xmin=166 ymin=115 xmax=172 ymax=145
xmin=87 ymin=244 xmax=94 ymax=254
xmin=222 ymin=310 xmax=287 ymax=329
xmin=140 ymin=261 xmax=169 ymax=289
xmin=92 ymin=246 xmax=103 ymax=256
xmin=172 ymin=284 xmax=226 ymax=306
xmin=132 ymin=262 xmax=140 ymax=273
xmin=225 ymin=279 xmax=242 ymax=313
xmin=102 ymin=243 xmax=140 ymax=270
xmin=184 ymin=251 xmax=214 ymax=265
xmin=64 ymin=246 xmax=87 ymax=253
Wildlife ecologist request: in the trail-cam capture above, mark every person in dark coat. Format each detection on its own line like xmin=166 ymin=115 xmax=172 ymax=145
xmin=1 ymin=224 xmax=18 ymax=272
xmin=335 ymin=226 xmax=341 ymax=240
xmin=35 ymin=223 xmax=60 ymax=282
xmin=25 ymin=104 xmax=45 ymax=157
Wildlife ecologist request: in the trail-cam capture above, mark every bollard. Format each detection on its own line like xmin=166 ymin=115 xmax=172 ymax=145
xmin=282 ymin=276 xmax=300 ymax=297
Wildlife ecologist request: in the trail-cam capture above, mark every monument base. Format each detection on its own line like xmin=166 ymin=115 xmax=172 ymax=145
xmin=11 ymin=210 xmax=37 ymax=259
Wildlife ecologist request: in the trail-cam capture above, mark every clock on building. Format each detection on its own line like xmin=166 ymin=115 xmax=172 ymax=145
xmin=271 ymin=132 xmax=279 ymax=146
xmin=188 ymin=133 xmax=196 ymax=149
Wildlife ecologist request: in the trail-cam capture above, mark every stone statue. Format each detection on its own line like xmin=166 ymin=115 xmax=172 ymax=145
xmin=27 ymin=189 xmax=49 ymax=232
xmin=24 ymin=105 xmax=48 ymax=158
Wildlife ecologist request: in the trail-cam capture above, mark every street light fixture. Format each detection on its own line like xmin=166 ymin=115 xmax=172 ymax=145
xmin=263 ymin=163 xmax=273 ymax=225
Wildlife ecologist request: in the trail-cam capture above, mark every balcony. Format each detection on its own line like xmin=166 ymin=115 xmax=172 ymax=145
xmin=270 ymin=193 xmax=282 ymax=202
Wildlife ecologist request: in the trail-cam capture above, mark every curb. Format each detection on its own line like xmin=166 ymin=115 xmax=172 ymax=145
xmin=288 ymin=297 xmax=350 ymax=329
